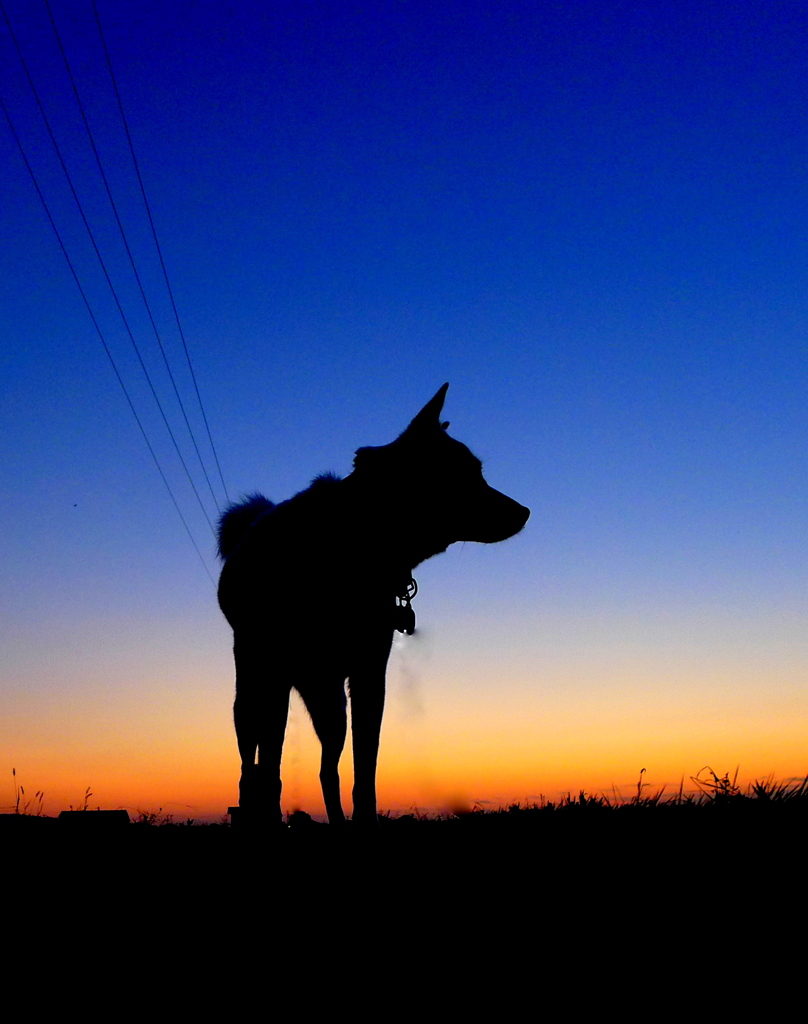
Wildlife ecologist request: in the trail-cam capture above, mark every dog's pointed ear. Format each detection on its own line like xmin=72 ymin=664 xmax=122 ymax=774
xmin=402 ymin=383 xmax=449 ymax=436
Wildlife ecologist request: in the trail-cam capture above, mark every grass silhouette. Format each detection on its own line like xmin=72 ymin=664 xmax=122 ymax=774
xmin=5 ymin=766 xmax=808 ymax=831
xmin=11 ymin=768 xmax=44 ymax=816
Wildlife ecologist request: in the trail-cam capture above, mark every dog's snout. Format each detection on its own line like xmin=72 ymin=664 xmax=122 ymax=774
xmin=466 ymin=489 xmax=529 ymax=544
xmin=504 ymin=499 xmax=530 ymax=538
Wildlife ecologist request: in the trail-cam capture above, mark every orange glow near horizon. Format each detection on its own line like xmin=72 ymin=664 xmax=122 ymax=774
xmin=6 ymin=659 xmax=808 ymax=821
xmin=5 ymin=606 xmax=808 ymax=820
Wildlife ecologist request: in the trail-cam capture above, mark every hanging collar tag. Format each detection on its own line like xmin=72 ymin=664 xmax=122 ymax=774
xmin=394 ymin=576 xmax=418 ymax=635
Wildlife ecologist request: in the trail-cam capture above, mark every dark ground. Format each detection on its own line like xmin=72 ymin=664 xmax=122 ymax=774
xmin=5 ymin=796 xmax=803 ymax=894
xmin=5 ymin=801 xmax=801 ymax=1002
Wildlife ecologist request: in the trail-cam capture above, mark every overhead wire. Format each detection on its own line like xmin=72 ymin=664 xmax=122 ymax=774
xmin=92 ymin=0 xmax=230 ymax=505
xmin=0 ymin=0 xmax=221 ymax=583
xmin=45 ymin=0 xmax=224 ymax=514
xmin=0 ymin=0 xmax=220 ymax=561
xmin=1 ymin=94 xmax=216 ymax=586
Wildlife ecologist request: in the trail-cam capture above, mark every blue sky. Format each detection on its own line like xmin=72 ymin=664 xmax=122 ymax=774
xmin=2 ymin=1 xmax=807 ymax=814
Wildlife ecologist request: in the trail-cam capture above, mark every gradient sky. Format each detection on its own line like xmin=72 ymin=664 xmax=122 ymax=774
xmin=2 ymin=1 xmax=807 ymax=819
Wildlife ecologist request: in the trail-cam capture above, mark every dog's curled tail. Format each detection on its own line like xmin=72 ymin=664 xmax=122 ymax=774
xmin=217 ymin=493 xmax=275 ymax=559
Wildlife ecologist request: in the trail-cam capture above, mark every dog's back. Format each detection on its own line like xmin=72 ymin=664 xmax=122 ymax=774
xmin=218 ymin=474 xmax=377 ymax=640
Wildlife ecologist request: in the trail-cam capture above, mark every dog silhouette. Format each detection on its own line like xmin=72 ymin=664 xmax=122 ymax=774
xmin=217 ymin=384 xmax=529 ymax=825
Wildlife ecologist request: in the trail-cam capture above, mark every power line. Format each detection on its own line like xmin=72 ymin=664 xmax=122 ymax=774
xmin=2 ymin=0 xmax=216 ymax=537
xmin=45 ymin=0 xmax=223 ymax=514
xmin=92 ymin=0 xmax=230 ymax=505
xmin=1 ymin=95 xmax=216 ymax=586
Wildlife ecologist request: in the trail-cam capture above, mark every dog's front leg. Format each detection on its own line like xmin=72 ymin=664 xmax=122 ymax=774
xmin=349 ymin=664 xmax=388 ymax=825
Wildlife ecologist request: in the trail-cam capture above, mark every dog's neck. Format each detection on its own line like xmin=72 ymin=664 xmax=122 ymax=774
xmin=341 ymin=470 xmax=452 ymax=576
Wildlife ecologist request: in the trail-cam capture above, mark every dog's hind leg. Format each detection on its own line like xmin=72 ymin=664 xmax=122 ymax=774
xmin=233 ymin=634 xmax=289 ymax=826
xmin=299 ymin=681 xmax=348 ymax=825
